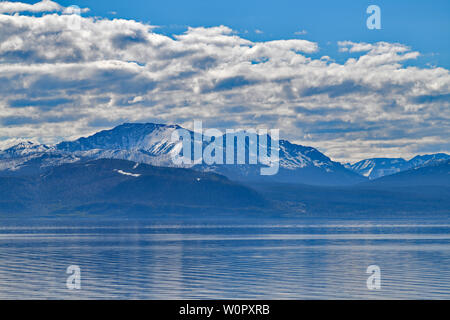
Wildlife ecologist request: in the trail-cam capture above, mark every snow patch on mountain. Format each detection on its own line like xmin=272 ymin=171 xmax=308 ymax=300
xmin=114 ymin=169 xmax=141 ymax=177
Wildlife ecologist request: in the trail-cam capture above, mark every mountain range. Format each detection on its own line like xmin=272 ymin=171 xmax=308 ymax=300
xmin=2 ymin=122 xmax=447 ymax=186
xmin=0 ymin=122 xmax=449 ymax=217
xmin=0 ymin=123 xmax=363 ymax=186
xmin=360 ymin=159 xmax=450 ymax=187
xmin=346 ymin=154 xmax=450 ymax=179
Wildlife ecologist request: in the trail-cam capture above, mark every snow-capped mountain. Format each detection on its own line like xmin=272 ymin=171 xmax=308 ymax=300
xmin=346 ymin=158 xmax=410 ymax=179
xmin=0 ymin=140 xmax=82 ymax=173
xmin=195 ymin=139 xmax=364 ymax=185
xmin=408 ymin=154 xmax=450 ymax=168
xmin=56 ymin=123 xmax=184 ymax=167
xmin=364 ymin=159 xmax=450 ymax=187
xmin=0 ymin=141 xmax=50 ymax=158
xmin=56 ymin=123 xmax=179 ymax=153
xmin=346 ymin=153 xmax=450 ymax=179
xmin=0 ymin=122 xmax=365 ymax=185
xmin=0 ymin=123 xmax=186 ymax=174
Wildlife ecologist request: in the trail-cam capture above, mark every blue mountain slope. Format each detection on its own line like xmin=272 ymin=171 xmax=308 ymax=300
xmin=0 ymin=159 xmax=269 ymax=216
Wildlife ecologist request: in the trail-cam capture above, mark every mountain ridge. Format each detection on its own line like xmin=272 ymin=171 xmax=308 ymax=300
xmin=361 ymin=159 xmax=450 ymax=187
xmin=0 ymin=122 xmax=366 ymax=185
xmin=346 ymin=153 xmax=450 ymax=179
xmin=1 ymin=122 xmax=448 ymax=185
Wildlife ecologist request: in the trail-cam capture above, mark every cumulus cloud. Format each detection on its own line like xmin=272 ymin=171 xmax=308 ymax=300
xmin=0 ymin=2 xmax=449 ymax=162
xmin=0 ymin=0 xmax=89 ymax=14
xmin=0 ymin=0 xmax=60 ymax=13
xmin=0 ymin=0 xmax=87 ymax=14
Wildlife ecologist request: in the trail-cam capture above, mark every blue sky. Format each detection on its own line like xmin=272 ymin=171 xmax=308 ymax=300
xmin=53 ymin=0 xmax=450 ymax=68
xmin=0 ymin=0 xmax=449 ymax=162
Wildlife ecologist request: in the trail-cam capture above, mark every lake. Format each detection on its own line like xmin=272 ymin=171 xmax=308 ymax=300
xmin=0 ymin=216 xmax=449 ymax=299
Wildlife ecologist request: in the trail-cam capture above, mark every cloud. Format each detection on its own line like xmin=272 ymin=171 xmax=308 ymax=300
xmin=0 ymin=2 xmax=449 ymax=162
xmin=0 ymin=0 xmax=88 ymax=14
xmin=0 ymin=0 xmax=61 ymax=13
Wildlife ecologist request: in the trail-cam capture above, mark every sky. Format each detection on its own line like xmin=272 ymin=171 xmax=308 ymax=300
xmin=0 ymin=0 xmax=449 ymax=162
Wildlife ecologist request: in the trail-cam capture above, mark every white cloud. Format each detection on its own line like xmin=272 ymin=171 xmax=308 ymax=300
xmin=0 ymin=1 xmax=88 ymax=14
xmin=0 ymin=0 xmax=61 ymax=13
xmin=0 ymin=4 xmax=449 ymax=162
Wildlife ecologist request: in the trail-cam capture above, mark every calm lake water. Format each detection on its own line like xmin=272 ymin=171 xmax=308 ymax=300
xmin=0 ymin=217 xmax=449 ymax=299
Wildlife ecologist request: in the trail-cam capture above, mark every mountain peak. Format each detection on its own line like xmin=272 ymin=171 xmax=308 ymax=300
xmin=114 ymin=122 xmax=180 ymax=130
xmin=348 ymin=153 xmax=450 ymax=179
xmin=56 ymin=122 xmax=182 ymax=153
xmin=409 ymin=153 xmax=450 ymax=163
xmin=9 ymin=141 xmax=38 ymax=149
xmin=3 ymin=141 xmax=49 ymax=154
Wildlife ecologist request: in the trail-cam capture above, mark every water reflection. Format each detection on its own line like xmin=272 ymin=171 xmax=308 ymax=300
xmin=0 ymin=219 xmax=449 ymax=299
